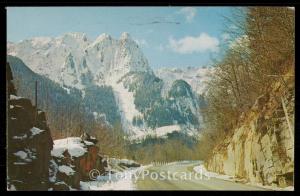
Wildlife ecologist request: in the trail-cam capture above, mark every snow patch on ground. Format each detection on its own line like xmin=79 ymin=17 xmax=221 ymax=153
xmin=51 ymin=137 xmax=87 ymax=158
xmin=155 ymin=125 xmax=181 ymax=137
xmin=193 ymin=163 xmax=233 ymax=180
xmin=30 ymin=127 xmax=45 ymax=136
xmin=58 ymin=165 xmax=75 ymax=176
xmin=13 ymin=148 xmax=36 ymax=163
xmin=128 ymin=125 xmax=187 ymax=141
xmin=84 ymin=141 xmax=94 ymax=146
xmin=13 ymin=151 xmax=27 ymax=160
xmin=80 ymin=165 xmax=150 ymax=190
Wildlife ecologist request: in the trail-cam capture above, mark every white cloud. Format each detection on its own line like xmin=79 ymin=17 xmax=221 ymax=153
xmin=178 ymin=7 xmax=197 ymax=23
xmin=168 ymin=33 xmax=220 ymax=54
xmin=134 ymin=39 xmax=149 ymax=47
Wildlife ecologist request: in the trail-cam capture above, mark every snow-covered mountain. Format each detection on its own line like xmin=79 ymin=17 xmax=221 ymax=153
xmin=155 ymin=66 xmax=214 ymax=96
xmin=7 ymin=32 xmax=151 ymax=89
xmin=8 ymin=32 xmax=207 ymax=139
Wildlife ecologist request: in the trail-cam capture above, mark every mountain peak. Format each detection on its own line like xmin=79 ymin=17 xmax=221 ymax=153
xmin=95 ymin=33 xmax=112 ymax=42
xmin=7 ymin=31 xmax=152 ymax=88
xmin=62 ymin=32 xmax=88 ymax=42
xmin=120 ymin=32 xmax=131 ymax=40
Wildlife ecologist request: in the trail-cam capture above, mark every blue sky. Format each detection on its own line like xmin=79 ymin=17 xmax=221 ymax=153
xmin=7 ymin=7 xmax=236 ymax=69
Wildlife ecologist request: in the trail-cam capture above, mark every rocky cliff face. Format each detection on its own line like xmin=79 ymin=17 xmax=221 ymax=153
xmin=49 ymin=135 xmax=107 ymax=190
xmin=7 ymin=61 xmax=140 ymax=191
xmin=205 ymin=76 xmax=294 ymax=188
xmin=7 ymin=63 xmax=54 ymax=191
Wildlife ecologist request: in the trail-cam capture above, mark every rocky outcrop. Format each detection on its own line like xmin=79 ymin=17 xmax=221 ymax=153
xmin=205 ymin=76 xmax=294 ymax=188
xmin=6 ymin=62 xmax=16 ymax=96
xmin=7 ymin=63 xmax=54 ymax=190
xmin=49 ymin=135 xmax=107 ymax=190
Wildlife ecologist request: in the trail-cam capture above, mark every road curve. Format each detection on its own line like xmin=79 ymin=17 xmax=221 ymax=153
xmin=135 ymin=161 xmax=269 ymax=190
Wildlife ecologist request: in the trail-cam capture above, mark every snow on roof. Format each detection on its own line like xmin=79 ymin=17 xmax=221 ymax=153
xmin=58 ymin=165 xmax=75 ymax=176
xmin=51 ymin=137 xmax=88 ymax=158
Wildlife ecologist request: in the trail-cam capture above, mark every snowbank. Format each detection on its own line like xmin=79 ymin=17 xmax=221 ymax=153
xmin=193 ymin=163 xmax=233 ymax=180
xmin=58 ymin=165 xmax=75 ymax=176
xmin=51 ymin=137 xmax=88 ymax=158
xmin=80 ymin=165 xmax=149 ymax=190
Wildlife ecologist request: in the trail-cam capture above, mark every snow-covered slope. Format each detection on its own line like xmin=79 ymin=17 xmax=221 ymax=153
xmin=7 ymin=32 xmax=151 ymax=88
xmin=8 ymin=32 xmax=152 ymax=134
xmin=111 ymin=80 xmax=143 ymax=135
xmin=8 ymin=33 xmax=90 ymax=84
xmin=8 ymin=32 xmax=206 ymax=138
xmin=155 ymin=66 xmax=214 ymax=96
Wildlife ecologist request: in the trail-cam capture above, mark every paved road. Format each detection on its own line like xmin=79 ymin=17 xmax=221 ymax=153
xmin=135 ymin=161 xmax=269 ymax=190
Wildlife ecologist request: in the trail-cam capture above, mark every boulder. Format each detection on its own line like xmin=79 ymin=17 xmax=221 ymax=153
xmin=50 ymin=137 xmax=106 ymax=189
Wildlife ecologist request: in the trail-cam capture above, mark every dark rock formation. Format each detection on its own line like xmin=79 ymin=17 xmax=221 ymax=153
xmin=6 ymin=62 xmax=16 ymax=96
xmin=7 ymin=62 xmax=53 ymax=191
xmin=49 ymin=137 xmax=107 ymax=190
xmin=80 ymin=132 xmax=98 ymax=144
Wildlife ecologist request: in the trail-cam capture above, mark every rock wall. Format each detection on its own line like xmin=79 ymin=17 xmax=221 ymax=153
xmin=49 ymin=135 xmax=107 ymax=190
xmin=205 ymin=78 xmax=294 ymax=188
xmin=7 ymin=63 xmax=54 ymax=190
